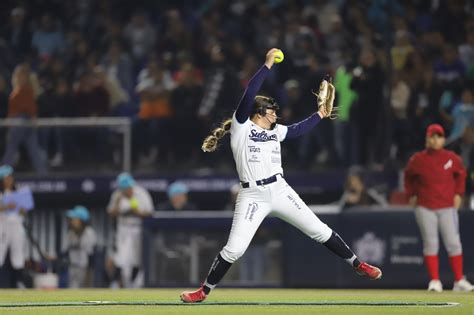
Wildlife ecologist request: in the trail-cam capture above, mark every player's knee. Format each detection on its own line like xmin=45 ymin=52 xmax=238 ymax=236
xmin=422 ymin=241 xmax=439 ymax=255
xmin=220 ymin=245 xmax=246 ymax=263
xmin=311 ymin=226 xmax=332 ymax=243
xmin=445 ymin=241 xmax=462 ymax=256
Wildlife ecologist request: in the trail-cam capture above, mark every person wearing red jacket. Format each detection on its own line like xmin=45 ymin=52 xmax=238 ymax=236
xmin=404 ymin=124 xmax=473 ymax=292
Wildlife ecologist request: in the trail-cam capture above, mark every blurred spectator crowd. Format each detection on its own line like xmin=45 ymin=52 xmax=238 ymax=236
xmin=0 ymin=0 xmax=473 ymax=174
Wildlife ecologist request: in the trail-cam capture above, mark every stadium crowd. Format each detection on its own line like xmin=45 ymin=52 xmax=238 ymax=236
xmin=1 ymin=0 xmax=474 ymax=289
xmin=0 ymin=0 xmax=473 ymax=176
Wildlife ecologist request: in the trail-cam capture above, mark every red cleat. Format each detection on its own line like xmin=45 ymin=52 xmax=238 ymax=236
xmin=180 ymin=285 xmax=207 ymax=303
xmin=356 ymin=262 xmax=382 ymax=280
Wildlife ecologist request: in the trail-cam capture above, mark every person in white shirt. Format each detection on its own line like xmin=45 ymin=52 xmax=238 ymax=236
xmin=106 ymin=172 xmax=153 ymax=288
xmin=180 ymin=49 xmax=382 ymax=303
xmin=63 ymin=205 xmax=96 ymax=288
xmin=0 ymin=165 xmax=32 ymax=288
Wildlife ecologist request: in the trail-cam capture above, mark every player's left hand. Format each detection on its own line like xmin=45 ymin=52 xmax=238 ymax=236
xmin=408 ymin=196 xmax=417 ymax=207
xmin=453 ymin=194 xmax=462 ymax=210
xmin=315 ymin=75 xmax=337 ymax=119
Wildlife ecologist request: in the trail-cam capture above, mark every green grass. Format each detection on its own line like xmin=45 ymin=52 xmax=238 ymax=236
xmin=0 ymin=289 xmax=472 ymax=315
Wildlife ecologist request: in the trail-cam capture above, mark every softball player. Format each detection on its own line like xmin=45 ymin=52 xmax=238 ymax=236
xmin=64 ymin=205 xmax=96 ymax=288
xmin=181 ymin=48 xmax=382 ymax=303
xmin=404 ymin=124 xmax=473 ymax=292
xmin=0 ymin=165 xmax=30 ymax=287
xmin=107 ymin=172 xmax=153 ymax=288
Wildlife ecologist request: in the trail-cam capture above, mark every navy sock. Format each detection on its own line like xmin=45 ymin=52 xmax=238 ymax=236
xmin=131 ymin=267 xmax=140 ymax=281
xmin=203 ymin=254 xmax=232 ymax=294
xmin=323 ymin=231 xmax=361 ymax=267
xmin=11 ymin=268 xmax=24 ymax=288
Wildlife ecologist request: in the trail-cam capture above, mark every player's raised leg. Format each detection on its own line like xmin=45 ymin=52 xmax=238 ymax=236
xmin=180 ymin=188 xmax=272 ymax=302
xmin=271 ymin=180 xmax=382 ymax=280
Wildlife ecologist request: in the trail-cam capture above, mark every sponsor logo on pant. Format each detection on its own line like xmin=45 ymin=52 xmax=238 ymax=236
xmin=287 ymin=195 xmax=301 ymax=210
xmin=245 ymin=203 xmax=258 ymax=221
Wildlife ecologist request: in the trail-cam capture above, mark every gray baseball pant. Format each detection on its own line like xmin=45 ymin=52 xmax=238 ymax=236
xmin=414 ymin=206 xmax=462 ymax=256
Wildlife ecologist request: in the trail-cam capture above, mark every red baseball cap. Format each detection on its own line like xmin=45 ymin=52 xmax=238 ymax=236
xmin=426 ymin=124 xmax=445 ymax=137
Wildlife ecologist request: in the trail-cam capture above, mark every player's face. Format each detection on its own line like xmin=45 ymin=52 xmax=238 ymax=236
xmin=264 ymin=109 xmax=277 ymax=123
xmin=3 ymin=175 xmax=14 ymax=189
xmin=426 ymin=134 xmax=445 ymax=150
xmin=171 ymin=193 xmax=187 ymax=209
xmin=267 ymin=109 xmax=278 ymax=122
xmin=121 ymin=187 xmax=133 ymax=198
xmin=69 ymin=218 xmax=83 ymax=232
xmin=252 ymin=108 xmax=278 ymax=129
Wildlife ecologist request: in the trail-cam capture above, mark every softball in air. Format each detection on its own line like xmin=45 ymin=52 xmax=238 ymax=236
xmin=274 ymin=50 xmax=284 ymax=63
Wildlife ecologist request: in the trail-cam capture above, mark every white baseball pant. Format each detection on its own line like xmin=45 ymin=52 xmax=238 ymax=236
xmin=0 ymin=216 xmax=26 ymax=269
xmin=114 ymin=224 xmax=142 ymax=269
xmin=220 ymin=178 xmax=332 ymax=263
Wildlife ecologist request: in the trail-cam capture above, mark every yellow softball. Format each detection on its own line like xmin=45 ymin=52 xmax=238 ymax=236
xmin=274 ymin=50 xmax=284 ymax=63
xmin=129 ymin=197 xmax=139 ymax=209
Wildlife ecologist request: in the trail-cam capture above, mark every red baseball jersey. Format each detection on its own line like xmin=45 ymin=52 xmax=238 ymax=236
xmin=404 ymin=148 xmax=466 ymax=210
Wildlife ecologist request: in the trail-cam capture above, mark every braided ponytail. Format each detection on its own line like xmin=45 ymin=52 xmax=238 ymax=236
xmin=202 ymin=118 xmax=232 ymax=152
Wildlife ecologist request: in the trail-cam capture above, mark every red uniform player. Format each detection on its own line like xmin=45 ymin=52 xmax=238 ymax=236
xmin=404 ymin=124 xmax=473 ymax=292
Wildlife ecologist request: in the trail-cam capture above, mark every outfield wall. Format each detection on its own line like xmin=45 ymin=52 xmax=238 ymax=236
xmin=143 ymin=209 xmax=474 ymax=289
xmin=1 ymin=207 xmax=472 ymax=289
